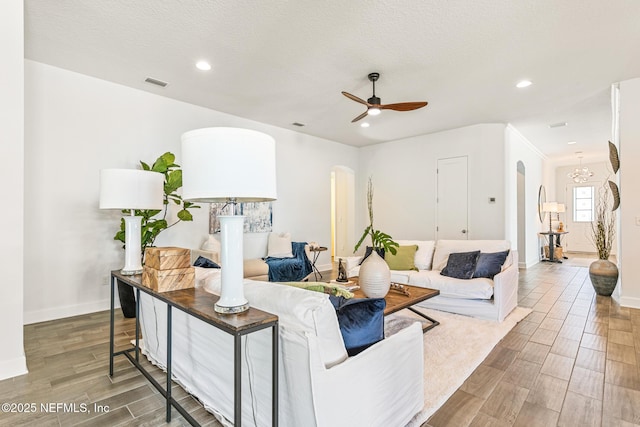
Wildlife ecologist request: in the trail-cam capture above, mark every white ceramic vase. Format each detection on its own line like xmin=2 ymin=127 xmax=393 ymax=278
xmin=359 ymin=250 xmax=391 ymax=298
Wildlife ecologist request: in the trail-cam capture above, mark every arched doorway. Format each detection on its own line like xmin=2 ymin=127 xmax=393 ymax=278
xmin=331 ymin=166 xmax=355 ymax=260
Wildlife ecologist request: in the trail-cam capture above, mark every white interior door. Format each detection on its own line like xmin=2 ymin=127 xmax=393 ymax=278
xmin=564 ymin=182 xmax=598 ymax=253
xmin=437 ymin=156 xmax=469 ymax=240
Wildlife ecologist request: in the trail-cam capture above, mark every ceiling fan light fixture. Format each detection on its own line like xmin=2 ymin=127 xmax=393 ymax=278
xmin=367 ymin=107 xmax=381 ymax=116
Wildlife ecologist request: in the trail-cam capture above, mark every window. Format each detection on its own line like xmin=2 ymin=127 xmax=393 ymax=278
xmin=573 ymin=186 xmax=594 ymax=222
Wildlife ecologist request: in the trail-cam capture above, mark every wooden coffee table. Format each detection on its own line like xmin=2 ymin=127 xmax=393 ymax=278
xmin=348 ymin=278 xmax=440 ymax=332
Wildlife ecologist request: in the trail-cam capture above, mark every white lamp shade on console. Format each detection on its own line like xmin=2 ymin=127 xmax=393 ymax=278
xmin=182 ymin=127 xmax=277 ymax=313
xmin=99 ymin=169 xmax=164 ymax=275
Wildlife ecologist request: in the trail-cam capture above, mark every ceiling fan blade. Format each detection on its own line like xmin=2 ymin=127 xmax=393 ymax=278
xmin=380 ymin=101 xmax=428 ymax=112
xmin=342 ymin=91 xmax=370 ymax=106
xmin=351 ymin=111 xmax=369 ymax=123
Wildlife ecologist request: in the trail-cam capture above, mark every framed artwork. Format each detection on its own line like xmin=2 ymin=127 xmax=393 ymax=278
xmin=209 ymin=202 xmax=272 ymax=233
xmin=239 ymin=202 xmax=273 ymax=233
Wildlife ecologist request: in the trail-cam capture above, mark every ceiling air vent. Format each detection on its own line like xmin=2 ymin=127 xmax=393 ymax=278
xmin=292 ymin=122 xmax=305 ymax=127
xmin=144 ymin=77 xmax=168 ymax=87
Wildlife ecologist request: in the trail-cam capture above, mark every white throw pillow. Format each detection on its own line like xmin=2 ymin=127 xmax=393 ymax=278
xmin=267 ymin=232 xmax=294 ymax=258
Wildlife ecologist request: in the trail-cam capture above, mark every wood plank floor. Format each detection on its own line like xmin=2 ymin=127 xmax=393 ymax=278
xmin=1 ymin=254 xmax=638 ymax=426
xmin=426 ymin=254 xmax=640 ymax=427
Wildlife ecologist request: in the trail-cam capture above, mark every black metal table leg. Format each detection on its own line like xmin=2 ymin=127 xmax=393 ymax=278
xmin=135 ymin=288 xmax=140 ymax=362
xmin=166 ymin=305 xmax=172 ymax=422
xmin=235 ymin=334 xmax=242 ymax=426
xmin=109 ymin=275 xmax=115 ymax=377
xmin=272 ymin=323 xmax=278 ymax=427
xmin=407 ymin=307 xmax=440 ymax=333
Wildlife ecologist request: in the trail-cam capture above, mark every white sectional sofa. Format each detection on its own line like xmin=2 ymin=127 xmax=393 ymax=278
xmin=138 ymin=269 xmax=425 ymax=427
xmin=347 ymin=240 xmax=519 ymax=322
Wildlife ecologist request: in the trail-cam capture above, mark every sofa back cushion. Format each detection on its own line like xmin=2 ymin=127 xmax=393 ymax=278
xmin=433 ymin=240 xmax=511 ymax=271
xmin=395 ymin=240 xmax=436 ymax=270
xmin=196 ymin=268 xmax=348 ymax=368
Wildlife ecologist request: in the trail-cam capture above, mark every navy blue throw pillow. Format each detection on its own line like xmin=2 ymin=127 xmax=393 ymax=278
xmin=441 ymin=250 xmax=481 ymax=279
xmin=329 ymin=295 xmax=386 ymax=356
xmin=360 ymin=246 xmax=385 ymax=265
xmin=193 ymin=256 xmax=221 ymax=269
xmin=473 ymin=250 xmax=510 ymax=279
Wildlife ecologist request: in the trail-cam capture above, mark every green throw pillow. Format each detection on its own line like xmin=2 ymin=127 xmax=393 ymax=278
xmin=279 ymin=281 xmax=354 ymax=298
xmin=385 ymin=245 xmax=419 ymax=271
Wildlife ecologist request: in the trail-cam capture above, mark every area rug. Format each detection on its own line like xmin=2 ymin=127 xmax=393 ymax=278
xmin=386 ymin=306 xmax=532 ymax=426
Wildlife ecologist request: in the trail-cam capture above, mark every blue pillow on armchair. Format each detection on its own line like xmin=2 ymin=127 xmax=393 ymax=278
xmin=329 ymin=295 xmax=386 ymax=356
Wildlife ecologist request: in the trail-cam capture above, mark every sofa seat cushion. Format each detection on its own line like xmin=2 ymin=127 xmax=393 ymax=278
xmin=393 ymin=270 xmax=494 ymax=299
xmin=244 ymin=258 xmax=269 ymax=277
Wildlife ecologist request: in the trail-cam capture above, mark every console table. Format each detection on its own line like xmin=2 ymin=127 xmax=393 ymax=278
xmin=109 ymin=271 xmax=279 ymax=426
xmin=539 ymin=231 xmax=569 ymax=263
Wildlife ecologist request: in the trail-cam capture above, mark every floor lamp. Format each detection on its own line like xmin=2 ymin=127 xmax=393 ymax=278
xmin=99 ymin=169 xmax=164 ymax=275
xmin=181 ymin=127 xmax=277 ymax=314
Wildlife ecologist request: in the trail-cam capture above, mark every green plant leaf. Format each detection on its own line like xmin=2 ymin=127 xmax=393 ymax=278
xmin=177 ymin=209 xmax=193 ymax=221
xmin=151 ymin=156 xmax=169 ymax=173
xmin=160 ymin=152 xmax=175 ymax=166
xmin=140 ymin=161 xmax=150 ymax=171
xmin=354 ymin=225 xmax=372 ymax=253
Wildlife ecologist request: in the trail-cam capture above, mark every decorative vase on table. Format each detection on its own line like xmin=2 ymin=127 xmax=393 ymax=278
xmin=359 ymin=251 xmax=391 ymax=298
xmin=589 ymin=259 xmax=618 ymax=296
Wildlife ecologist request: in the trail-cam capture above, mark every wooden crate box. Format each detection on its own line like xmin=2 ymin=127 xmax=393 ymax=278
xmin=142 ymin=266 xmax=195 ymax=292
xmin=145 ymin=247 xmax=191 ymax=270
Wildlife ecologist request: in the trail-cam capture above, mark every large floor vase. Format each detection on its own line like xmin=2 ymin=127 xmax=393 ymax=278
xmin=589 ymin=259 xmax=619 ymax=296
xmin=359 ymin=250 xmax=391 ymax=298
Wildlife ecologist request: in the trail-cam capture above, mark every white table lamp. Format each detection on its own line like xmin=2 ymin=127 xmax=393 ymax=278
xmin=100 ymin=169 xmax=164 ymax=275
xmin=181 ymin=127 xmax=277 ymax=314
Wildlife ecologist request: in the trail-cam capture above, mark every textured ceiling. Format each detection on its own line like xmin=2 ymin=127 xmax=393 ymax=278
xmin=24 ymin=0 xmax=640 ymax=164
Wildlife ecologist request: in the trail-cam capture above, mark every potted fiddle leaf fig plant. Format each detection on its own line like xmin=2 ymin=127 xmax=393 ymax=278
xmin=354 ymin=178 xmax=398 ymax=297
xmin=114 ymin=152 xmax=199 ymax=317
xmin=588 ymin=141 xmax=620 ymax=296
xmin=113 ymin=152 xmax=199 ymax=256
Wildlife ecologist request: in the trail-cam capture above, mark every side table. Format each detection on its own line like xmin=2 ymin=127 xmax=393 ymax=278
xmin=308 ymin=246 xmax=328 ymax=281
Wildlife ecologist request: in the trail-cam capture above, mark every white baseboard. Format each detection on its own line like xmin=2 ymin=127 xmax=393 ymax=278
xmin=24 ymin=299 xmax=112 ymax=325
xmin=0 ymin=356 xmax=28 ymax=381
xmin=619 ymin=295 xmax=640 ymax=310
xmin=316 ymin=263 xmax=333 ymax=273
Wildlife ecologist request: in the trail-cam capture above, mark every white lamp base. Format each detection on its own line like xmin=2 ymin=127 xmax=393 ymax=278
xmin=215 ymin=215 xmax=249 ymax=314
xmin=121 ymin=215 xmax=143 ymax=275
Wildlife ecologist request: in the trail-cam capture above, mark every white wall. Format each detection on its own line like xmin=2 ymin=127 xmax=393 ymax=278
xmin=504 ymin=125 xmax=546 ymax=268
xmin=618 ymin=77 xmax=640 ymax=308
xmin=358 ymin=124 xmax=507 ymax=245
xmin=0 ymin=0 xmax=28 ymax=380
xmin=24 ymin=61 xmax=358 ymax=323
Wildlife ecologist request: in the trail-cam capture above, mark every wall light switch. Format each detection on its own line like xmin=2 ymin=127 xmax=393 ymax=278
xmin=636 ymin=216 xmax=640 ymax=226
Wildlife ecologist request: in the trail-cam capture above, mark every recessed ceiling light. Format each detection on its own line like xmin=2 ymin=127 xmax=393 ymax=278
xmin=360 ymin=122 xmax=370 ymax=128
xmin=516 ymin=80 xmax=532 ymax=88
xmin=568 ymin=141 xmax=577 ymax=145
xmin=196 ymin=61 xmax=211 ymax=71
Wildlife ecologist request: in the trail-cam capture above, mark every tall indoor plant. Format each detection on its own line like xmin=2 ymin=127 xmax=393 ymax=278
xmin=354 ymin=178 xmax=398 ymax=297
xmin=113 ymin=152 xmax=199 ymax=317
xmin=588 ymin=141 xmax=620 ymax=296
xmin=113 ymin=152 xmax=199 ymax=256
